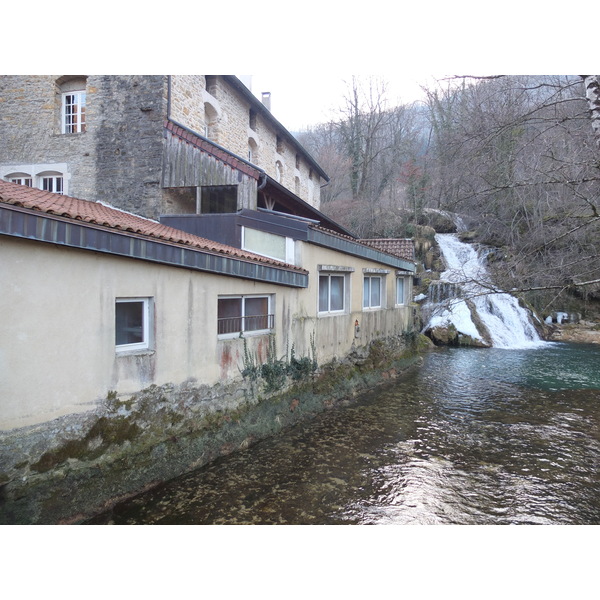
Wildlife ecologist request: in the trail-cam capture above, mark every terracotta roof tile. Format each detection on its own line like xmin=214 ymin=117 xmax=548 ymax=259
xmin=358 ymin=237 xmax=415 ymax=262
xmin=0 ymin=180 xmax=306 ymax=273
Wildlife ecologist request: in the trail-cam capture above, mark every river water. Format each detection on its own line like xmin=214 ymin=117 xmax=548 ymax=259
xmin=87 ymin=342 xmax=600 ymax=525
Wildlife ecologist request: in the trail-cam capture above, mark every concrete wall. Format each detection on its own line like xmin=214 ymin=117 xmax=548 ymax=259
xmin=0 ymin=234 xmax=412 ymax=431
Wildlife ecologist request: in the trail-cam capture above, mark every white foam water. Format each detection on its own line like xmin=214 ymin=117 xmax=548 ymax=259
xmin=425 ymin=234 xmax=544 ymax=349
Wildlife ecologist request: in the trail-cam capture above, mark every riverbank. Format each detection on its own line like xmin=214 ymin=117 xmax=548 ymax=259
xmin=0 ymin=333 xmax=431 ymax=525
xmin=84 ymin=343 xmax=600 ymax=525
xmin=547 ymin=321 xmax=600 ymax=344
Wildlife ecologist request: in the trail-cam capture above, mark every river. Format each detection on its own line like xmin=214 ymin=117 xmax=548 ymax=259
xmin=86 ymin=342 xmax=600 ymax=525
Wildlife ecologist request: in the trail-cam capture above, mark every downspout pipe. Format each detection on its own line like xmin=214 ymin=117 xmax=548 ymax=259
xmin=258 ymin=172 xmax=268 ymax=190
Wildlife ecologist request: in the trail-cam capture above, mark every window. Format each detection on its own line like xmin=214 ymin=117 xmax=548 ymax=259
xmin=62 ymin=90 xmax=86 ymax=133
xmin=242 ymin=227 xmax=294 ymax=264
xmin=295 ymin=154 xmax=300 ymax=169
xmin=276 ymin=135 xmax=284 ymax=154
xmin=249 ymin=109 xmax=257 ymax=131
xmin=116 ymin=298 xmax=152 ymax=352
xmin=8 ymin=173 xmax=32 ymax=187
xmin=396 ymin=276 xmax=406 ymax=305
xmin=218 ymin=295 xmax=273 ymax=336
xmin=203 ymin=102 xmax=219 ymax=139
xmin=205 ymin=75 xmax=218 ymax=96
xmin=200 ymin=185 xmax=238 ymax=213
xmin=363 ymin=276 xmax=382 ymax=309
xmin=248 ymin=138 xmax=257 ymax=163
xmin=275 ymin=161 xmax=283 ymax=182
xmin=319 ymin=274 xmax=346 ymax=313
xmin=40 ymin=173 xmax=64 ymax=194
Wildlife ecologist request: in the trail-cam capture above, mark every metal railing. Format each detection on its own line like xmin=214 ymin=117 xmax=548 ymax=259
xmin=217 ymin=313 xmax=274 ymax=335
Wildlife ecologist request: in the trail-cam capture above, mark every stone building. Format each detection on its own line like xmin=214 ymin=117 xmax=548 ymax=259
xmin=0 ymin=75 xmax=331 ymax=222
xmin=0 ymin=75 xmax=418 ymax=523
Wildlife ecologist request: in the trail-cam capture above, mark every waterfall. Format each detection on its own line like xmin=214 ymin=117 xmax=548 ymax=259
xmin=423 ymin=234 xmax=543 ymax=349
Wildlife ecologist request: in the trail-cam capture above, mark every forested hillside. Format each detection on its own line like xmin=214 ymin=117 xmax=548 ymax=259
xmin=298 ymin=75 xmax=600 ymax=316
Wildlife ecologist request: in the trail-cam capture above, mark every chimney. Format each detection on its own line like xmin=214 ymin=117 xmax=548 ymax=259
xmin=261 ymin=91 xmax=271 ymax=111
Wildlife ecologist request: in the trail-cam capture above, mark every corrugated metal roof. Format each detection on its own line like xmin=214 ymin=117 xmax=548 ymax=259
xmin=0 ymin=180 xmax=306 ymax=274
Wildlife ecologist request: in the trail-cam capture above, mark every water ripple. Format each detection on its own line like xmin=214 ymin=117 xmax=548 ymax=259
xmin=87 ymin=345 xmax=600 ymax=525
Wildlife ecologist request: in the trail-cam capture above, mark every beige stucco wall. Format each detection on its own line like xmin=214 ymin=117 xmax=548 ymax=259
xmin=295 ymin=242 xmax=413 ymax=362
xmin=0 ymin=235 xmax=412 ymax=431
xmin=169 ymin=76 xmax=323 ymax=209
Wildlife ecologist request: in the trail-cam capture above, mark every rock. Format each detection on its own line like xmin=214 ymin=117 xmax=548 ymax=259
xmin=425 ymin=325 xmax=491 ymax=348
xmin=548 ymin=322 xmax=600 ymax=344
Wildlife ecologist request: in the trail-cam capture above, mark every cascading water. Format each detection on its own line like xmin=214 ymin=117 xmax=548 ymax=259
xmin=423 ymin=233 xmax=543 ymax=349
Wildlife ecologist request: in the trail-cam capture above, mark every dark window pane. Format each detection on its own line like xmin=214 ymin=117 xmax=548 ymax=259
xmin=244 ymin=297 xmax=269 ymax=331
xmin=218 ymin=298 xmax=242 ymax=334
xmin=319 ymin=275 xmax=329 ymax=312
xmin=116 ymin=301 xmax=144 ymax=345
xmin=330 ymin=276 xmax=344 ymax=311
xmin=370 ymin=277 xmax=381 ymax=306
xmin=200 ymin=185 xmax=238 ymax=213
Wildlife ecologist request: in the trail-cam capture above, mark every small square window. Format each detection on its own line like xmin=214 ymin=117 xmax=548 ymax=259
xmin=116 ymin=298 xmax=152 ymax=352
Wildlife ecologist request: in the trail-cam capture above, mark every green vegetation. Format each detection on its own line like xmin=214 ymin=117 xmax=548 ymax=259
xmin=241 ymin=332 xmax=318 ymax=392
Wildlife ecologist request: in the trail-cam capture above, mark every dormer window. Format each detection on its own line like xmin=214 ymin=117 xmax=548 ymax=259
xmin=8 ymin=173 xmax=32 ymax=187
xmin=40 ymin=172 xmax=64 ymax=194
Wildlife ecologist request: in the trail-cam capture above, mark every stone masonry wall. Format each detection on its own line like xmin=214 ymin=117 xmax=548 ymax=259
xmin=1 ymin=75 xmax=322 ymax=217
xmin=169 ymin=76 xmax=322 ymax=209
xmin=0 ymin=75 xmax=169 ymax=219
xmin=169 ymin=75 xmax=207 ymax=136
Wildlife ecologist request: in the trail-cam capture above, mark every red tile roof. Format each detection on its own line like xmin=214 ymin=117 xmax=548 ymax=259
xmin=358 ymin=237 xmax=415 ymax=262
xmin=0 ymin=180 xmax=306 ymax=272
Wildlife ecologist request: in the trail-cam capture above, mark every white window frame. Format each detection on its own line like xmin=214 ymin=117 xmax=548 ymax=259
xmin=396 ymin=274 xmax=407 ymax=306
xmin=217 ymin=294 xmax=274 ymax=339
xmin=2 ymin=164 xmax=69 ymax=195
xmin=317 ymin=265 xmax=354 ymax=316
xmin=40 ymin=174 xmax=64 ymax=194
xmin=115 ymin=297 xmax=153 ymax=353
xmin=363 ymin=275 xmax=383 ymax=310
xmin=241 ymin=227 xmax=295 ymax=265
xmin=9 ymin=175 xmax=32 ymax=187
xmin=61 ymin=90 xmax=86 ymax=134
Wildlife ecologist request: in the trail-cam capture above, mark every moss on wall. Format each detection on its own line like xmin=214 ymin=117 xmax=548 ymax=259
xmin=0 ymin=333 xmax=428 ymax=524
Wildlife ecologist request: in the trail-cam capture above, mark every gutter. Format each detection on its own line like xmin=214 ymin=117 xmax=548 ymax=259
xmin=0 ymin=204 xmax=309 ymax=288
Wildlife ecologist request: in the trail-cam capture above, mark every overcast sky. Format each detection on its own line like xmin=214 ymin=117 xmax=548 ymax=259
xmin=241 ymin=74 xmax=438 ymax=131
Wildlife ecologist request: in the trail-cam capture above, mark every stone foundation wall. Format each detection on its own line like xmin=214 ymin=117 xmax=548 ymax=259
xmin=0 ymin=334 xmax=428 ymax=524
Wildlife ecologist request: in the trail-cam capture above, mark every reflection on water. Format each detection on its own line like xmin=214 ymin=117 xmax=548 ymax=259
xmin=87 ymin=343 xmax=600 ymax=525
